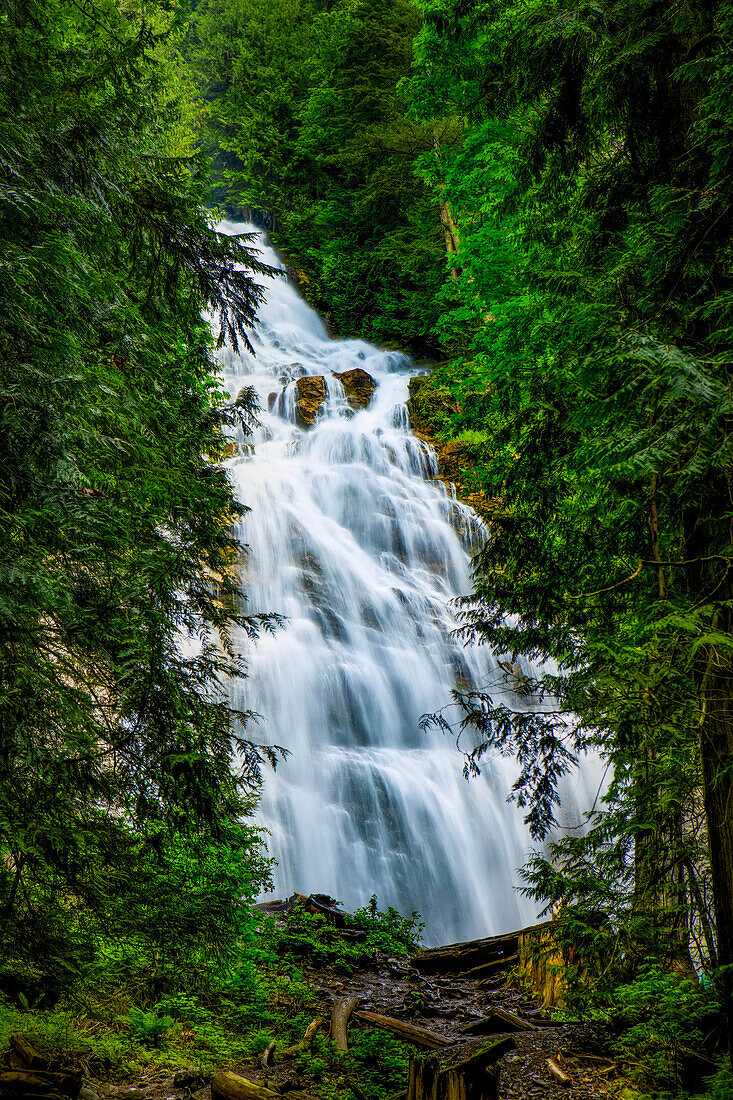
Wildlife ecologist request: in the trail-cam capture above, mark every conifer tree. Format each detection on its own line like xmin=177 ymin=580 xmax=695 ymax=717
xmin=408 ymin=0 xmax=733 ymax=1062
xmin=0 ymin=0 xmax=276 ymax=992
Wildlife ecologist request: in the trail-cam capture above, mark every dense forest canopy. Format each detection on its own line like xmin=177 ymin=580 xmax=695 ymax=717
xmin=1 ymin=0 xmax=733 ymax=1096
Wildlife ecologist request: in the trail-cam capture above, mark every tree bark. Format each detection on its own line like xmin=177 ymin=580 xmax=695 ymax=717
xmin=407 ymin=1037 xmax=514 ymax=1100
xmin=686 ymin=523 xmax=733 ymax=1066
xmin=698 ymin=632 xmax=733 ymax=1065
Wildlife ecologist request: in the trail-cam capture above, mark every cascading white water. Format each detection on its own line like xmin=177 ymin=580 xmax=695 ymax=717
xmin=217 ymin=222 xmax=594 ymax=944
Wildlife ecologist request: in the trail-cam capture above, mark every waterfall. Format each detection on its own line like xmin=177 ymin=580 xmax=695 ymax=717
xmin=216 ymin=222 xmax=594 ymax=945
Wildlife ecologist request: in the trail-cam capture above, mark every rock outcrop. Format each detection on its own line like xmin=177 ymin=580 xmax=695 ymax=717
xmin=294 ymin=375 xmax=327 ymax=429
xmin=333 ymin=367 xmax=376 ymax=410
xmin=275 ymin=369 xmax=377 ymax=428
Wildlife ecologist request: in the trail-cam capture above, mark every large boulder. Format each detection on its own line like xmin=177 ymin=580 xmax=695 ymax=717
xmin=333 ymin=367 xmax=376 ymax=410
xmin=294 ymin=375 xmax=327 ymax=428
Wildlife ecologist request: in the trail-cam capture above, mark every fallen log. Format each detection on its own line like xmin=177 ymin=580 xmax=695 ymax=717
xmin=331 ymin=995 xmax=359 ymax=1054
xmin=0 ymin=1072 xmax=81 ymax=1097
xmin=412 ymin=928 xmax=526 ymax=974
xmin=407 ymin=1037 xmax=515 ymax=1100
xmin=547 ymin=1059 xmax=571 ymax=1087
xmin=211 ymin=1071 xmax=282 ymax=1100
xmin=274 ymin=1017 xmax=323 ymax=1062
xmin=523 ymin=1015 xmax=563 ymax=1028
xmin=354 ymin=1011 xmax=449 ymax=1050
xmin=460 ymin=1009 xmax=535 ymax=1037
xmin=1 ymin=1093 xmax=66 ymax=1100
xmin=301 ymin=1018 xmax=322 ymax=1049
xmin=487 ymin=1008 xmax=535 ymax=1033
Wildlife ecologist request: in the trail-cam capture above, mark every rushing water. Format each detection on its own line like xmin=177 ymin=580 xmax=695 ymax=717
xmin=216 ymin=223 xmax=593 ymax=944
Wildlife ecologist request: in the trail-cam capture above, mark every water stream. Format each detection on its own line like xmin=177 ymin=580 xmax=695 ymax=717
xmin=217 ymin=223 xmax=593 ymax=944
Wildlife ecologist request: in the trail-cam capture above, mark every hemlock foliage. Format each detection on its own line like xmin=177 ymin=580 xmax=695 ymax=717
xmin=405 ymin=0 xmax=733 ymax=1081
xmin=0 ymin=0 xmax=278 ymax=997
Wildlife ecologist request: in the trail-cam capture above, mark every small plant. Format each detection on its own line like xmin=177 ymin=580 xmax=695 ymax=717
xmin=349 ymin=896 xmax=424 ymax=956
xmin=346 ymin=1028 xmax=410 ymax=1100
xmin=611 ymin=962 xmax=719 ymax=1093
xmin=125 ymin=1008 xmax=174 ymax=1047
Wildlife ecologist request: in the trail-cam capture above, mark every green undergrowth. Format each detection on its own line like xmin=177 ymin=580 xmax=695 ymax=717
xmin=268 ymin=895 xmax=423 ymax=970
xmin=0 ymin=896 xmax=420 ymax=1095
xmin=293 ymin=1029 xmax=409 ymax=1100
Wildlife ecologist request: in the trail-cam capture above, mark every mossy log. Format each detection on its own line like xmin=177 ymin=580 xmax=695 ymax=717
xmin=275 ymin=1017 xmax=323 ymax=1061
xmin=211 ymin=1072 xmax=282 ymax=1100
xmin=406 ymin=1037 xmax=514 ymax=1100
xmin=9 ymin=1036 xmax=46 ymax=1070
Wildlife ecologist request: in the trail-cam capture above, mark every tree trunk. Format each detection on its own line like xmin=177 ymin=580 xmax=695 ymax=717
xmin=686 ymin=521 xmax=733 ymax=1066
xmin=407 ymin=1038 xmax=513 ymax=1100
xmin=698 ymin=641 xmax=733 ymax=1066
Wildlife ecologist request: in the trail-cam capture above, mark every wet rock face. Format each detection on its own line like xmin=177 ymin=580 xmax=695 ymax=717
xmin=294 ymin=375 xmax=327 ymax=428
xmin=333 ymin=367 xmax=376 ymax=410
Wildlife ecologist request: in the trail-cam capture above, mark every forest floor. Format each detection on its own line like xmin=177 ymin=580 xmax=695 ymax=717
xmin=55 ymin=946 xmax=619 ymax=1100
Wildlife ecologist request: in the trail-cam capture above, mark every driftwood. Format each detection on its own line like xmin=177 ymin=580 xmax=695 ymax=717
xmin=0 ymin=1072 xmax=81 ymax=1098
xmin=301 ymin=1018 xmax=322 ymax=1049
xmin=331 ymin=995 xmax=359 ymax=1053
xmin=211 ymin=1072 xmax=284 ymax=1100
xmin=460 ymin=1008 xmax=535 ymax=1037
xmin=354 ymin=1011 xmax=449 ymax=1050
xmin=547 ymin=1059 xmax=571 ymax=1086
xmin=259 ymin=1042 xmax=276 ymax=1069
xmin=407 ymin=1037 xmax=515 ymax=1100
